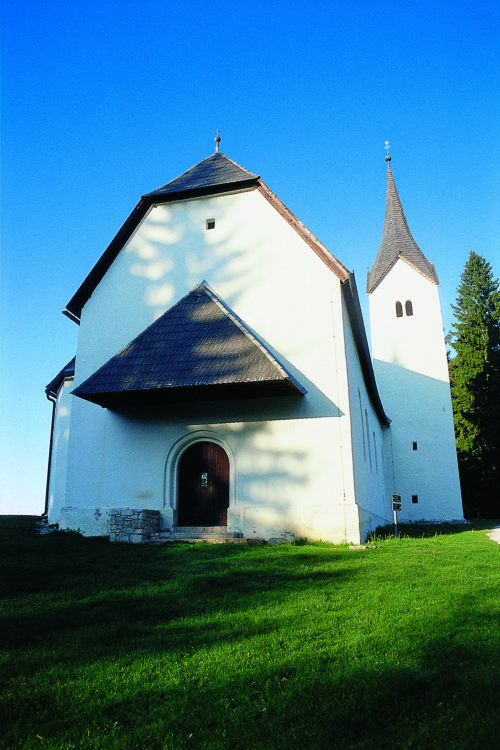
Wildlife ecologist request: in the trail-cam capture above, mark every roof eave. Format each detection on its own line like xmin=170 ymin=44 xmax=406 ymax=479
xmin=45 ymin=357 xmax=76 ymax=400
xmin=257 ymin=181 xmax=350 ymax=282
xmin=367 ymin=253 xmax=439 ymax=294
xmin=398 ymin=254 xmax=440 ymax=285
xmin=143 ymin=177 xmax=260 ymax=201
xmin=341 ymin=273 xmax=390 ymax=426
xmin=64 ymin=196 xmax=153 ymax=322
xmin=64 ymin=177 xmax=262 ymax=322
xmin=73 ymin=379 xmax=305 ymax=409
xmin=366 ymin=254 xmax=400 ymax=294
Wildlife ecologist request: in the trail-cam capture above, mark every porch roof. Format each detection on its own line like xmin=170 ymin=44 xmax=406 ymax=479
xmin=72 ymin=282 xmax=306 ymax=408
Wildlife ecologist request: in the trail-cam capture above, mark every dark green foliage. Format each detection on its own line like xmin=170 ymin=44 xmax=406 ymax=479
xmin=448 ymin=252 xmax=500 ymax=517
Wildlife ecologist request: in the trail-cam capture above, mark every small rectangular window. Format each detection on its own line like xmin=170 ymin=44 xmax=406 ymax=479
xmin=412 ymin=494 xmax=419 ymax=504
xmin=206 ymin=219 xmax=215 ymax=230
xmin=412 ymin=442 xmax=418 ymax=451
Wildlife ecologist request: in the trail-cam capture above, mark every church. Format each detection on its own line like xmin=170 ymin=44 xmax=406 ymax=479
xmin=44 ymin=139 xmax=464 ymax=543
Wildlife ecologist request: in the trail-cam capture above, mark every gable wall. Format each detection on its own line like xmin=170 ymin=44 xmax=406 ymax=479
xmin=74 ymin=188 xmax=341 ymax=390
xmin=62 ymin=188 xmax=368 ymax=542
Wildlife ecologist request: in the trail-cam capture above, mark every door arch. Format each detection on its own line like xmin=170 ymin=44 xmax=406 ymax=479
xmin=177 ymin=441 xmax=230 ymax=526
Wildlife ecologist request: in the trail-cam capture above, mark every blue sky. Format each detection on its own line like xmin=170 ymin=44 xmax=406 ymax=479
xmin=2 ymin=0 xmax=499 ymax=515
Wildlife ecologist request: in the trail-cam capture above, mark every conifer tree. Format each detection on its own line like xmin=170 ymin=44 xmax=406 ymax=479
xmin=448 ymin=251 xmax=500 ymax=517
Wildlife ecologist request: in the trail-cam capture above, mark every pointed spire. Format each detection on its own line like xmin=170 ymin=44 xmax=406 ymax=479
xmin=367 ymin=155 xmax=439 ymax=293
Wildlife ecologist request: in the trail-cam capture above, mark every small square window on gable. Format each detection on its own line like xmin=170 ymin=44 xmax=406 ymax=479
xmin=412 ymin=441 xmax=418 ymax=451
xmin=206 ymin=219 xmax=216 ymax=230
xmin=412 ymin=494 xmax=419 ymax=504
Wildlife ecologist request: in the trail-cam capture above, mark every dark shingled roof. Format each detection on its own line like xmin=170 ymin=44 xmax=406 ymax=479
xmin=367 ymin=165 xmax=439 ymax=293
xmin=144 ymin=152 xmax=259 ymax=198
xmin=72 ymin=283 xmax=306 ymax=408
xmin=45 ymin=357 xmax=75 ymax=400
xmin=64 ymin=151 xmax=349 ymax=322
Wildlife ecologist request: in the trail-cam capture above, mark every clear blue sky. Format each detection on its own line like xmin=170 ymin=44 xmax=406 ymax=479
xmin=1 ymin=0 xmax=499 ymax=515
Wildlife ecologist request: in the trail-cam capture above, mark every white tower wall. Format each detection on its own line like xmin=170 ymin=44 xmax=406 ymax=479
xmin=369 ymin=259 xmax=463 ymax=521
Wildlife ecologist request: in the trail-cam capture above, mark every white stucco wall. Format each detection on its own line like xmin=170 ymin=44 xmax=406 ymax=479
xmin=60 ymin=186 xmax=368 ymax=542
xmin=369 ymin=259 xmax=463 ymax=522
xmin=46 ymin=377 xmax=73 ymax=525
xmin=74 ymin=189 xmax=338 ymax=387
xmin=341 ymin=290 xmax=393 ymax=538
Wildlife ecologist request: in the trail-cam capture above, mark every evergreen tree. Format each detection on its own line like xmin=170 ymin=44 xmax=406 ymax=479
xmin=448 ymin=251 xmax=500 ymax=517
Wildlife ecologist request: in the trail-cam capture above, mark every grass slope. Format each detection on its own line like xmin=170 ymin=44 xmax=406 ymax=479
xmin=1 ymin=517 xmax=499 ymax=749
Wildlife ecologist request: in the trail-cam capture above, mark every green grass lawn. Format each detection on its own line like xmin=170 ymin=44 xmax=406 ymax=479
xmin=1 ymin=516 xmax=499 ymax=750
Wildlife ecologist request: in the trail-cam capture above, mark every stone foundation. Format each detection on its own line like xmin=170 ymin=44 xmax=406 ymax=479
xmin=109 ymin=509 xmax=160 ymax=543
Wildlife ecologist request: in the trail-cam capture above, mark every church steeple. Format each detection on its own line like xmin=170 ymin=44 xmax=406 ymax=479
xmin=367 ymin=161 xmax=439 ymax=293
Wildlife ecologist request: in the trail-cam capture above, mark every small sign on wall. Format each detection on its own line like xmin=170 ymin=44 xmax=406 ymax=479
xmin=391 ymin=494 xmax=401 ymax=538
xmin=392 ymin=494 xmax=402 ymax=512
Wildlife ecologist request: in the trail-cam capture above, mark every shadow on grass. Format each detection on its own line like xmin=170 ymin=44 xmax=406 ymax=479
xmin=6 ymin=603 xmax=498 ymax=750
xmin=2 ymin=516 xmax=500 ymax=750
xmin=0 ymin=516 xmax=355 ymax=654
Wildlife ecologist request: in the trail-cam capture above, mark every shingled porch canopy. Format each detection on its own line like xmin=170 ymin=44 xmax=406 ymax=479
xmin=72 ymin=283 xmax=306 ymax=408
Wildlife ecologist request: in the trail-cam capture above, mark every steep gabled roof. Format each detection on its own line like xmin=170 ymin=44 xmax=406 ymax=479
xmin=145 ymin=152 xmax=259 ymax=197
xmin=64 ymin=151 xmax=349 ymax=322
xmin=72 ymin=282 xmax=306 ymax=408
xmin=367 ymin=165 xmax=439 ymax=293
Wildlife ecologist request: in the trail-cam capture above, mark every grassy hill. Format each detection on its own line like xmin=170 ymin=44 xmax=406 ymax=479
xmin=1 ymin=516 xmax=499 ymax=749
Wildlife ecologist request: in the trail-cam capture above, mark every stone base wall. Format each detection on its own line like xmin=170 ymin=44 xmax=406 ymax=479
xmin=109 ymin=509 xmax=160 ymax=543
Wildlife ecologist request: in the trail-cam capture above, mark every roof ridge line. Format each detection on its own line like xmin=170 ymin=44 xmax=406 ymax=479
xmin=200 ymin=281 xmax=291 ymax=379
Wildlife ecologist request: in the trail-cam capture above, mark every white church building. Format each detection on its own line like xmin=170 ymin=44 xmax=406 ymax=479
xmin=44 ymin=142 xmax=463 ymax=543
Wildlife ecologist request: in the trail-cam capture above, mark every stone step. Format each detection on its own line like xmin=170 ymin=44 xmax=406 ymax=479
xmin=147 ymin=526 xmax=245 ymax=544
xmin=175 ymin=526 xmax=236 ymax=535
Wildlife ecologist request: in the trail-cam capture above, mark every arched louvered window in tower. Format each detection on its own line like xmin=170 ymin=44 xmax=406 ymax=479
xmin=395 ymin=301 xmax=403 ymax=318
xmin=405 ymin=300 xmax=413 ymax=316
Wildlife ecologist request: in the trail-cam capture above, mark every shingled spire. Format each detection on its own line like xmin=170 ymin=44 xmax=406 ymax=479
xmin=367 ymin=163 xmax=439 ymax=293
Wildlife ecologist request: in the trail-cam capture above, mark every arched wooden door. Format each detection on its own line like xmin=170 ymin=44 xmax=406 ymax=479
xmin=177 ymin=441 xmax=229 ymax=526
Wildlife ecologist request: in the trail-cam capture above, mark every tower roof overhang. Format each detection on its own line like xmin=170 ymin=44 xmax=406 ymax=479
xmin=367 ymin=165 xmax=439 ymax=294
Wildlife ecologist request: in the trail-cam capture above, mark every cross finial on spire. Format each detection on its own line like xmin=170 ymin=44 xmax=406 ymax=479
xmin=214 ymin=129 xmax=221 ymax=153
xmin=384 ymin=140 xmax=391 ymax=163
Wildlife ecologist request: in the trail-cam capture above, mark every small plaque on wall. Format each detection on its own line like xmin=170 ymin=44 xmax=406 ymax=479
xmin=392 ymin=494 xmax=402 ymax=512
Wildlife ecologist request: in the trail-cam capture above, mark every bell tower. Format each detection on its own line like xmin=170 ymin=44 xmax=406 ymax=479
xmin=367 ymin=149 xmax=463 ymax=521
